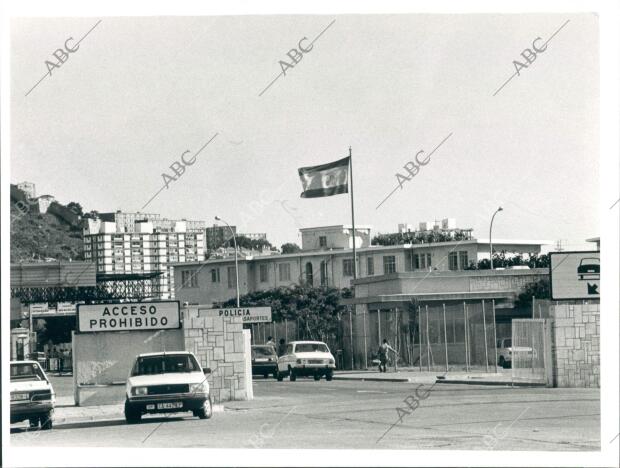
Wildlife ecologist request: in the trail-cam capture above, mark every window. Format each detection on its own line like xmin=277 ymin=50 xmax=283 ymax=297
xmin=366 ymin=257 xmax=374 ymax=276
xmin=227 ymin=266 xmax=237 ymax=289
xmin=426 ymin=254 xmax=431 ymax=268
xmin=305 ymin=262 xmax=313 ymax=286
xmin=278 ymin=263 xmax=291 ymax=281
xmin=343 ymin=258 xmax=354 ymax=277
xmin=320 ymin=261 xmax=328 ymax=286
xmin=448 ymin=252 xmax=458 ymax=271
xmin=319 ymin=236 xmax=327 ymax=248
xmin=181 ymin=270 xmax=198 ymax=288
xmin=420 ymin=254 xmax=426 ymax=269
xmin=383 ymin=255 xmax=396 ymax=274
xmin=259 ymin=264 xmax=268 ymax=283
xmin=211 ymin=268 xmax=220 ymax=283
xmin=459 ymin=251 xmax=468 ymax=270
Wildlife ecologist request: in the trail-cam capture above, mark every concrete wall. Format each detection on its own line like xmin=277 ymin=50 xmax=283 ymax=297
xmin=72 ymin=329 xmax=185 ymax=405
xmin=550 ymin=303 xmax=600 ymax=388
xmin=183 ymin=307 xmax=251 ymax=403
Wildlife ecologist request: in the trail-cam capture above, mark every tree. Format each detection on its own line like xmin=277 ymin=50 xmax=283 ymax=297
xmin=228 ymin=235 xmax=273 ymax=252
xmin=515 ymin=278 xmax=550 ymax=308
xmin=281 ymin=243 xmax=301 ymax=254
xmin=215 ymin=285 xmax=352 ymax=341
xmin=66 ymin=202 xmax=83 ymax=217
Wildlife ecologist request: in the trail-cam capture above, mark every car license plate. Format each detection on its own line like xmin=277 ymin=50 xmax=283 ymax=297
xmin=156 ymin=402 xmax=183 ymax=410
xmin=11 ymin=393 xmax=29 ymax=401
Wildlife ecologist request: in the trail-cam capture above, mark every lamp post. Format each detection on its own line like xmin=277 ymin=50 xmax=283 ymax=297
xmin=489 ymin=207 xmax=503 ymax=270
xmin=215 ymin=216 xmax=240 ymax=307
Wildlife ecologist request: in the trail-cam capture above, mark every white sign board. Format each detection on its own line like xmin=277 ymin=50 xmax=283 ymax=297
xmin=29 ymin=303 xmax=49 ymax=314
xmin=199 ymin=307 xmax=272 ymax=323
xmin=78 ymin=301 xmax=181 ymax=333
xmin=550 ymin=251 xmax=600 ymax=300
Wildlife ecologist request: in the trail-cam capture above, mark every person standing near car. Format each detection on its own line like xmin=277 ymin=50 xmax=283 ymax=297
xmin=377 ymin=339 xmax=396 ymax=373
xmin=266 ymin=336 xmax=276 ymax=352
xmin=277 ymin=338 xmax=287 ymax=357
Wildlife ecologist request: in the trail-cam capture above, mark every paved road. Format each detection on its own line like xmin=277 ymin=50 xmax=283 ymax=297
xmin=11 ymin=378 xmax=599 ymax=450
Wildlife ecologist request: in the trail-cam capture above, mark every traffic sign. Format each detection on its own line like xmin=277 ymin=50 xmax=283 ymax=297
xmin=550 ymin=251 xmax=600 ymax=300
xmin=198 ymin=307 xmax=272 ymax=323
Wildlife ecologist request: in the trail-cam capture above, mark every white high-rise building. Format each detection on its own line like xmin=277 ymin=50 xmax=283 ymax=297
xmin=83 ymin=212 xmax=205 ymax=299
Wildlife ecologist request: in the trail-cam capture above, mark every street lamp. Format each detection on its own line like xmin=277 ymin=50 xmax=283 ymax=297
xmin=489 ymin=207 xmax=503 ymax=270
xmin=215 ymin=216 xmax=240 ymax=307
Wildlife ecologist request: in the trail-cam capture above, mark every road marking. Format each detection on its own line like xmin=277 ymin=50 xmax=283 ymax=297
xmin=357 ymin=390 xmax=388 ymax=394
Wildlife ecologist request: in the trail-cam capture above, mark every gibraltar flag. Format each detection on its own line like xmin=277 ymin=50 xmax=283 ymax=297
xmin=298 ymin=156 xmax=350 ymax=198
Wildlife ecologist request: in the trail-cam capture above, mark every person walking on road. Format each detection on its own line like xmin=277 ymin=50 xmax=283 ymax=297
xmin=377 ymin=339 xmax=397 ymax=373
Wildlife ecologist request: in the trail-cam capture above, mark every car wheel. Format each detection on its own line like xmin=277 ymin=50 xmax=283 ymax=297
xmin=314 ymin=374 xmax=321 ymax=381
xmin=273 ymin=371 xmax=279 ymax=379
xmin=197 ymin=396 xmax=213 ymax=420
xmin=263 ymin=373 xmax=269 ymax=379
xmin=124 ymin=400 xmax=142 ymax=424
xmin=29 ymin=418 xmax=39 ymax=429
xmin=41 ymin=413 xmax=53 ymax=430
xmin=289 ymin=367 xmax=297 ymax=382
xmin=326 ymin=371 xmax=333 ymax=381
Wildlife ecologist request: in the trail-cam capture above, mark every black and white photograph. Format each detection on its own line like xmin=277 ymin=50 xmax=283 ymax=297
xmin=2 ymin=1 xmax=619 ymax=467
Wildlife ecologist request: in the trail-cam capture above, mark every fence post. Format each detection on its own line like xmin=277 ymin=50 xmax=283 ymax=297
xmin=425 ymin=305 xmax=430 ymax=372
xmin=349 ymin=308 xmax=354 ymax=370
xmin=532 ymin=296 xmax=535 ymax=319
xmin=492 ymin=299 xmax=498 ymax=372
xmin=418 ymin=306 xmax=423 ymax=372
xmin=482 ymin=300 xmax=489 ymax=373
xmin=443 ymin=303 xmax=449 ymax=373
xmin=463 ymin=302 xmax=469 ymax=373
xmin=363 ymin=307 xmax=368 ymax=369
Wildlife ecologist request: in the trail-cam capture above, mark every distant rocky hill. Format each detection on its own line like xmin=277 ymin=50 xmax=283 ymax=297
xmin=10 ymin=185 xmax=84 ymax=263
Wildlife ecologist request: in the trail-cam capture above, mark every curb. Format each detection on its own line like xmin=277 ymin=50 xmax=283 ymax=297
xmin=333 ymin=376 xmax=411 ymax=383
xmin=436 ymin=379 xmax=546 ymax=387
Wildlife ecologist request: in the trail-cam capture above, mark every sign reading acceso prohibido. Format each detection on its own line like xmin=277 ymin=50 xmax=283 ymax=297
xmin=77 ymin=301 xmax=180 ymax=333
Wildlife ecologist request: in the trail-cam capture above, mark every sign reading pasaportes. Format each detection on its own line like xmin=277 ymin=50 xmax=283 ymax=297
xmin=199 ymin=307 xmax=272 ymax=323
xmin=77 ymin=301 xmax=181 ymax=333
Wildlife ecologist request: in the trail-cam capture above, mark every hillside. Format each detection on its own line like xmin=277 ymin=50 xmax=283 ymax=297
xmin=10 ymin=197 xmax=84 ymax=263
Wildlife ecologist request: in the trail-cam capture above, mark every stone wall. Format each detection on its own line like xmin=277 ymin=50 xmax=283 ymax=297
xmin=183 ymin=307 xmax=251 ymax=403
xmin=550 ymin=303 xmax=600 ymax=388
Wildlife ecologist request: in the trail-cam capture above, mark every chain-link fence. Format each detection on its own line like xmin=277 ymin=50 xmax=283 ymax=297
xmin=248 ymin=300 xmax=502 ymax=372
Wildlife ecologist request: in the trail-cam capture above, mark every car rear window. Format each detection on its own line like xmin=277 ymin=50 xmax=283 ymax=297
xmin=295 ymin=343 xmax=329 ymax=353
xmin=11 ymin=363 xmax=46 ymax=382
xmin=252 ymin=347 xmax=276 ymax=357
xmin=132 ymin=354 xmax=200 ymax=376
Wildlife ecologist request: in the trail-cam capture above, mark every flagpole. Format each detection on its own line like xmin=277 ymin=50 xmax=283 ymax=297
xmin=349 ymin=146 xmax=356 ymax=281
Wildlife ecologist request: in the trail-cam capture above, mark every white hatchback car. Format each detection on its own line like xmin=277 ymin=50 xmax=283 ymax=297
xmin=277 ymin=341 xmax=336 ymax=381
xmin=10 ymin=361 xmax=55 ymax=430
xmin=125 ymin=351 xmax=213 ymax=423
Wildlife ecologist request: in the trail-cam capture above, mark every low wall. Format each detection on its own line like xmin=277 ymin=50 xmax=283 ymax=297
xmin=183 ymin=307 xmax=252 ymax=403
xmin=550 ymin=303 xmax=600 ymax=388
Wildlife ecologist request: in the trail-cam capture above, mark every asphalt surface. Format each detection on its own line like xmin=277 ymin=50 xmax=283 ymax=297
xmin=10 ymin=378 xmax=600 ymax=450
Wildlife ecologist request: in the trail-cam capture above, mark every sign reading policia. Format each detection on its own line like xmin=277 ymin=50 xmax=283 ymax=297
xmin=550 ymin=251 xmax=600 ymax=301
xmin=199 ymin=307 xmax=272 ymax=323
xmin=77 ymin=301 xmax=181 ymax=333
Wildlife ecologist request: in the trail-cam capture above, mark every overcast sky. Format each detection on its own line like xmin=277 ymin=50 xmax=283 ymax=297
xmin=11 ymin=14 xmax=599 ymax=250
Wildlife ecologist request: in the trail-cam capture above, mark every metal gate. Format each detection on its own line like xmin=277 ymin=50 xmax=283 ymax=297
xmin=511 ymin=319 xmax=552 ymax=386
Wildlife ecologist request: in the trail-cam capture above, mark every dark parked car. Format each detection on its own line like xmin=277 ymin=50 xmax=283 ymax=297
xmin=251 ymin=345 xmax=278 ymax=379
xmin=577 ymin=258 xmax=600 ymax=280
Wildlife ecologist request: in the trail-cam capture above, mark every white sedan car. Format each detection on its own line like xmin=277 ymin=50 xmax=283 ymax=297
xmin=277 ymin=341 xmax=336 ymax=381
xmin=10 ymin=361 xmax=55 ymax=430
xmin=125 ymin=351 xmax=213 ymax=423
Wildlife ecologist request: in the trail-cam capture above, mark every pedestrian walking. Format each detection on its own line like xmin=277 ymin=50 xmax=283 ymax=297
xmin=377 ymin=339 xmax=397 ymax=373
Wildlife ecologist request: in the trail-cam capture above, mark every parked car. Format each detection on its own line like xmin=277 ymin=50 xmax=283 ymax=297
xmin=497 ymin=338 xmax=538 ymax=369
xmin=577 ymin=257 xmax=600 ymax=280
xmin=124 ymin=351 xmax=213 ymax=423
xmin=10 ymin=360 xmax=55 ymax=430
xmin=277 ymin=341 xmax=336 ymax=381
xmin=251 ymin=345 xmax=278 ymax=379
